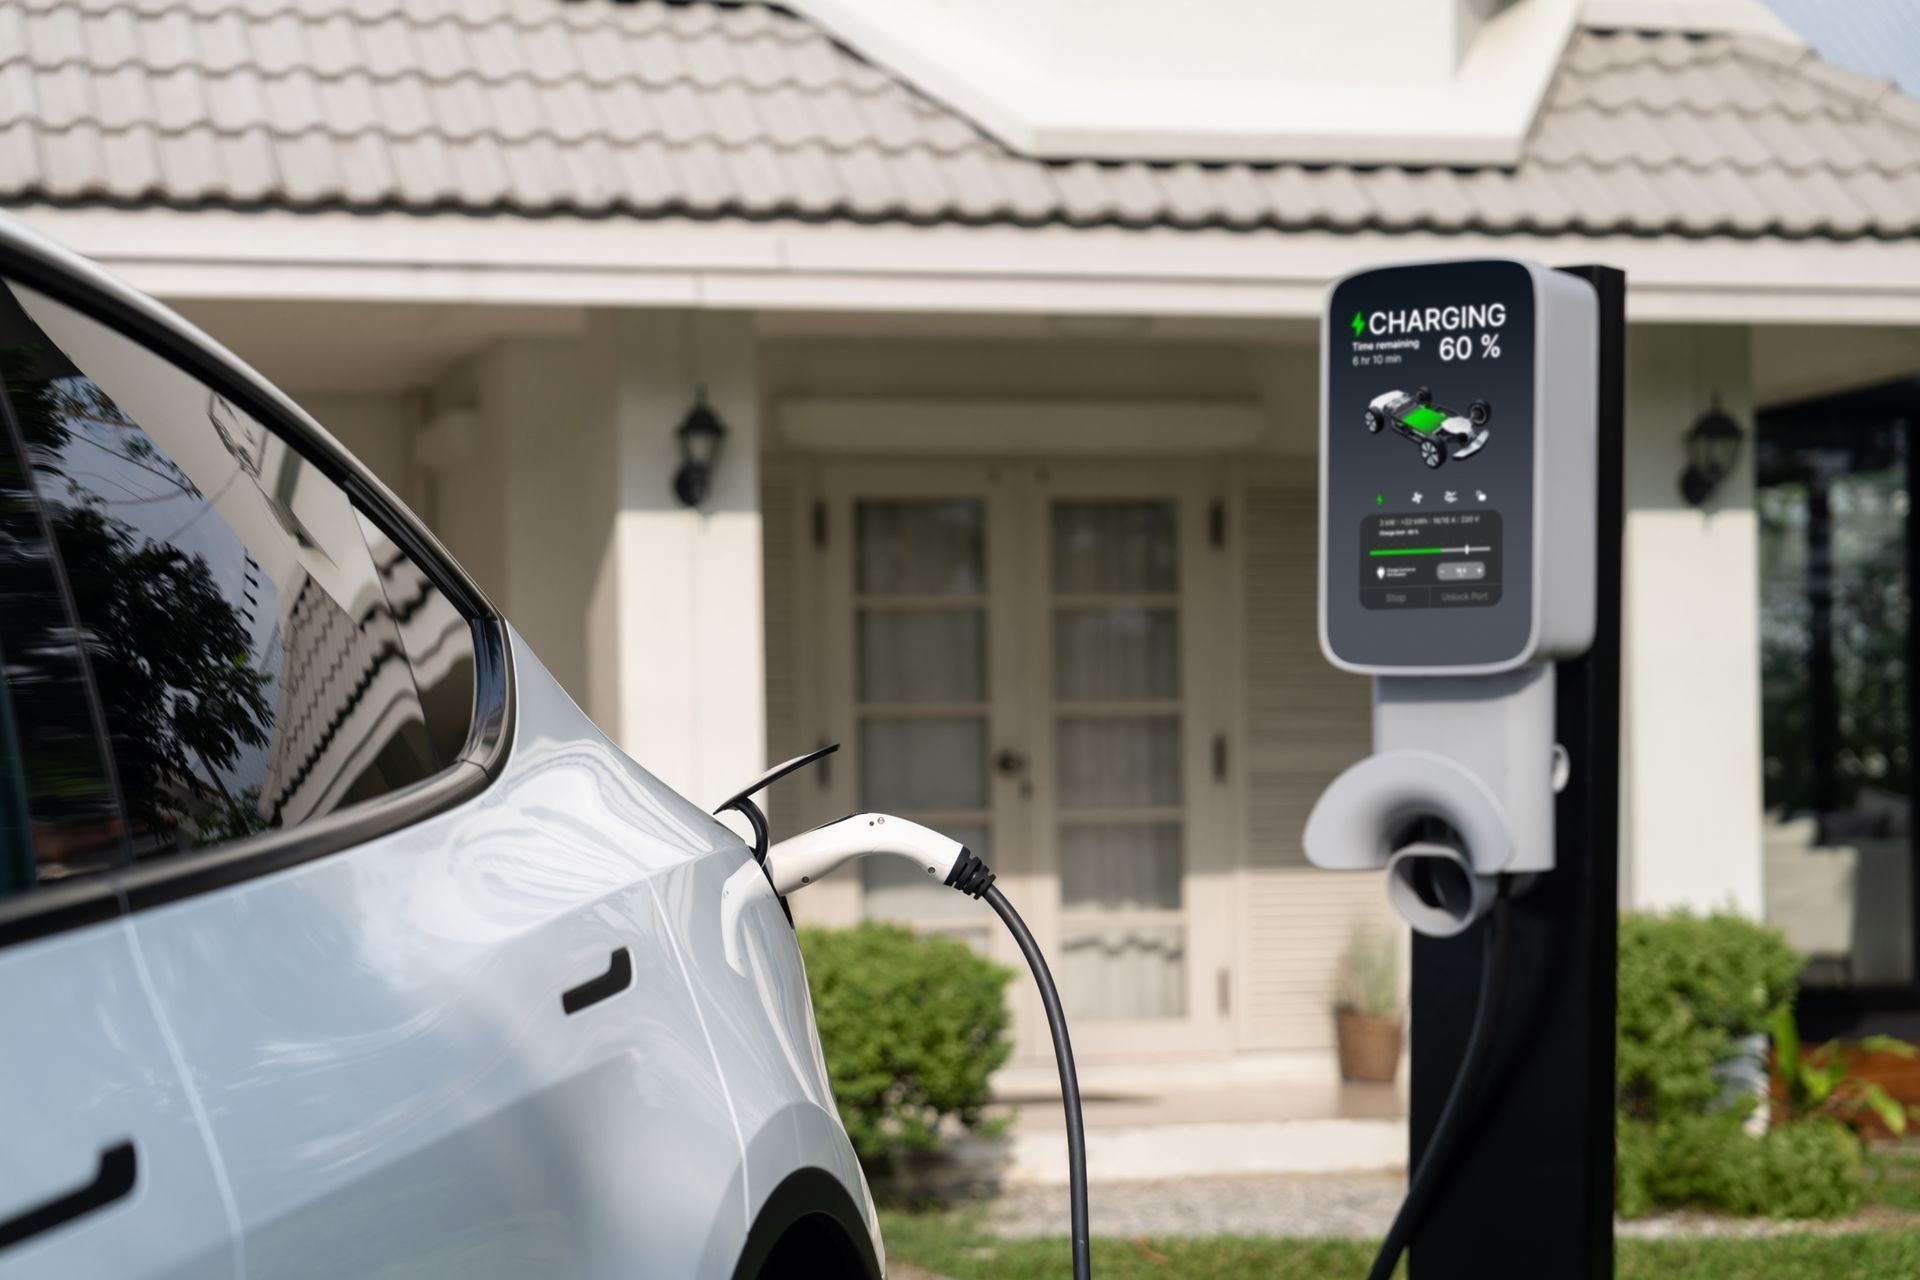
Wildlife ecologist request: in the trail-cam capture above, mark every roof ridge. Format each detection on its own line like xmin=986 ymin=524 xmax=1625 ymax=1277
xmin=1724 ymin=30 xmax=1907 ymax=114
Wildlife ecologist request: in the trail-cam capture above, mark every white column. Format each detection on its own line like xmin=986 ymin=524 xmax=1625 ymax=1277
xmin=1620 ymin=324 xmax=1763 ymax=915
xmin=600 ymin=310 xmax=766 ymax=808
xmin=484 ymin=338 xmax=611 ymax=704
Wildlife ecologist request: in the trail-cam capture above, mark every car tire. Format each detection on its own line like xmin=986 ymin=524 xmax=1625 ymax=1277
xmin=1469 ymin=400 xmax=1491 ymax=427
xmin=1365 ymin=409 xmax=1384 ymax=433
xmin=1421 ymin=440 xmax=1444 ymax=468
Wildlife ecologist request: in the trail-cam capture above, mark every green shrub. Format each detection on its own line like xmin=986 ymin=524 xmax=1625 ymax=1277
xmin=1614 ymin=910 xmax=1866 ymax=1219
xmin=1617 ymin=1112 xmax=1862 ymax=1220
xmin=799 ymin=922 xmax=1014 ymax=1168
xmin=1617 ymin=911 xmax=1801 ymax=1121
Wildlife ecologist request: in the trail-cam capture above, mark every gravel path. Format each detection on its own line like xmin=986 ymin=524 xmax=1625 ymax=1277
xmin=983 ymin=1174 xmax=1920 ymax=1242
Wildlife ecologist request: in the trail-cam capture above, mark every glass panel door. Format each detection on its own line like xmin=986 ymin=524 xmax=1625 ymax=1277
xmin=1759 ymin=413 xmax=1915 ymax=994
xmin=853 ymin=497 xmax=991 ymax=925
xmin=1049 ymin=499 xmax=1188 ymax=1019
xmin=826 ymin=462 xmax=1222 ymax=1057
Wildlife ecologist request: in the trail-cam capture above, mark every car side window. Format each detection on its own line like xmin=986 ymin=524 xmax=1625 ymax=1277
xmin=0 ymin=356 xmax=123 ymax=897
xmin=355 ymin=512 xmax=476 ymax=763
xmin=0 ymin=278 xmax=444 ymax=862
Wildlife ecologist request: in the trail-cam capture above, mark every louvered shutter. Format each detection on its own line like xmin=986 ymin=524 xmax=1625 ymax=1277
xmin=1236 ymin=474 xmax=1396 ymax=1051
xmin=759 ymin=462 xmax=811 ymax=831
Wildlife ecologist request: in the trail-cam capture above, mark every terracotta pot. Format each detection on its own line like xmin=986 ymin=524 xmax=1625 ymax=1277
xmin=1336 ymin=1009 xmax=1404 ymax=1084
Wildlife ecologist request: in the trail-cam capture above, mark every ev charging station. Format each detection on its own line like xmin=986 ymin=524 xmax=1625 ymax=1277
xmin=1308 ymin=261 xmax=1626 ymax=1278
xmin=729 ymin=258 xmax=1621 ymax=1280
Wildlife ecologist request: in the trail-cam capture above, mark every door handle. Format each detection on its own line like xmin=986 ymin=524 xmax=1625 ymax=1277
xmin=561 ymin=947 xmax=633 ymax=1015
xmin=994 ymin=750 xmax=1027 ymax=776
xmin=0 ymin=1141 xmax=137 ymax=1251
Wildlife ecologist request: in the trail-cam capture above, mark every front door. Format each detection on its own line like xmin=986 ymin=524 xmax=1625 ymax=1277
xmin=818 ymin=462 xmax=1231 ymax=1061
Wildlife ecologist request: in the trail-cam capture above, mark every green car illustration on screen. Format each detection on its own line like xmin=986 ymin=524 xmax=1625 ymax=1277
xmin=1366 ymin=387 xmax=1491 ymax=468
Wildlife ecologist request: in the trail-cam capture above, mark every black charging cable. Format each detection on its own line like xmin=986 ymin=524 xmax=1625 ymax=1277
xmin=724 ymin=754 xmax=1092 ymax=1276
xmin=946 ymin=852 xmax=1092 ymax=1280
xmin=1364 ymin=878 xmax=1513 ymax=1280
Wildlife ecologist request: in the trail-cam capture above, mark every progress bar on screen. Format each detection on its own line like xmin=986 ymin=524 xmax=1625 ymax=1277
xmin=1368 ymin=545 xmax=1493 ymax=557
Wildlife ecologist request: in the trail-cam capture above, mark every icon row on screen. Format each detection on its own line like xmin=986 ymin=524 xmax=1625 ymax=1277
xmin=1376 ymin=490 xmax=1491 ymax=507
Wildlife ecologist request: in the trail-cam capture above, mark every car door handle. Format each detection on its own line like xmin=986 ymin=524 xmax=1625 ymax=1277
xmin=561 ymin=947 xmax=633 ymax=1016
xmin=0 ymin=1141 xmax=137 ymax=1251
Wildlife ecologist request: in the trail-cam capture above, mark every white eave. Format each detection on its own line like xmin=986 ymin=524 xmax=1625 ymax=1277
xmin=15 ymin=206 xmax=1920 ymax=327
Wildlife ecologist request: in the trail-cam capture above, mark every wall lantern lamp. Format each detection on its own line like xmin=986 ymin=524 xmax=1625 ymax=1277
xmin=672 ymin=388 xmax=728 ymax=508
xmin=1679 ymin=394 xmax=1744 ymax=508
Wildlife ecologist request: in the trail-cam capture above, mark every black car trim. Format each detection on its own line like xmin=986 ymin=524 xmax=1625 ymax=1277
xmin=462 ymin=614 xmax=516 ymax=780
xmin=730 ymin=1168 xmax=883 ymax=1280
xmin=0 ymin=224 xmax=516 ymax=947
xmin=0 ymin=875 xmax=124 ymax=949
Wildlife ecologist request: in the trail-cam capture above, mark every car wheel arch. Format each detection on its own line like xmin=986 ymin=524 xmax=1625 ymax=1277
xmin=731 ymin=1168 xmax=882 ymax=1280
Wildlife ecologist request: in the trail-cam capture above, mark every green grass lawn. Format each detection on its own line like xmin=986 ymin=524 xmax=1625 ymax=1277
xmin=879 ymin=1209 xmax=1920 ymax=1280
xmin=1869 ymin=1144 xmax=1920 ymax=1214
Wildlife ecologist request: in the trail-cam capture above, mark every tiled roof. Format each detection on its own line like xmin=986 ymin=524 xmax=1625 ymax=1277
xmin=2 ymin=0 xmax=1919 ymax=239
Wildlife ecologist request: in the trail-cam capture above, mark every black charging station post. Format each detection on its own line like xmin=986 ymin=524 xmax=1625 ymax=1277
xmin=1406 ymin=265 xmax=1625 ymax=1278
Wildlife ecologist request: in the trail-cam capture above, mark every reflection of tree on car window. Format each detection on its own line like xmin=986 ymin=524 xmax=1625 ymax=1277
xmin=1 ymin=343 xmax=275 ymax=850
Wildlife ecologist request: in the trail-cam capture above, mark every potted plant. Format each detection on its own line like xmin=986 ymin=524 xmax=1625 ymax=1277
xmin=1335 ymin=924 xmax=1403 ymax=1084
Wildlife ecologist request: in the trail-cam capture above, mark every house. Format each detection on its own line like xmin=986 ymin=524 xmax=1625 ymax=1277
xmin=6 ymin=0 xmax=1920 ymax=1095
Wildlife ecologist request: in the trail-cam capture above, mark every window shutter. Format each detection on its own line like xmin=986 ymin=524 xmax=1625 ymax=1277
xmin=760 ymin=464 xmax=808 ymax=830
xmin=1237 ymin=476 xmax=1395 ymax=1051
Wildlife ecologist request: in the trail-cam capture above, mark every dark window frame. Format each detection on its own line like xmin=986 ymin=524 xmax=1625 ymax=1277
xmin=1760 ymin=377 xmax=1920 ymax=1040
xmin=0 ymin=230 xmax=514 ymax=949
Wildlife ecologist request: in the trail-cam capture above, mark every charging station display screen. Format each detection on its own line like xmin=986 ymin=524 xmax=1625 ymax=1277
xmin=1324 ymin=260 xmax=1537 ymax=669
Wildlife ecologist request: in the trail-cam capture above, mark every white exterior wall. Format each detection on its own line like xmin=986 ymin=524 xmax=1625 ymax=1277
xmin=1621 ymin=324 xmax=1764 ymax=915
xmin=416 ymin=314 xmax=766 ymax=810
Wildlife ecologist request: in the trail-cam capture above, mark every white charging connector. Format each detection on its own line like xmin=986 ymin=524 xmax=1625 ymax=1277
xmin=762 ymin=813 xmax=969 ymax=896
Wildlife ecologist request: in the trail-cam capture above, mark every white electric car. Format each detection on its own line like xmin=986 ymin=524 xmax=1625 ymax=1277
xmin=0 ymin=214 xmax=881 ymax=1278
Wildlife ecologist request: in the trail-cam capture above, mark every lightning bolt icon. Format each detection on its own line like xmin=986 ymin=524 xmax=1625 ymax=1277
xmin=1350 ymin=311 xmax=1366 ymax=338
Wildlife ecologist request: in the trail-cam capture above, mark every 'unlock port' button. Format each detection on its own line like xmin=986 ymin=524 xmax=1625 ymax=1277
xmin=1436 ymin=561 xmax=1487 ymax=582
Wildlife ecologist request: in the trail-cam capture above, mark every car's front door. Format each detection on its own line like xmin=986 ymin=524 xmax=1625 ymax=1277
xmin=0 ymin=920 xmax=236 ymax=1280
